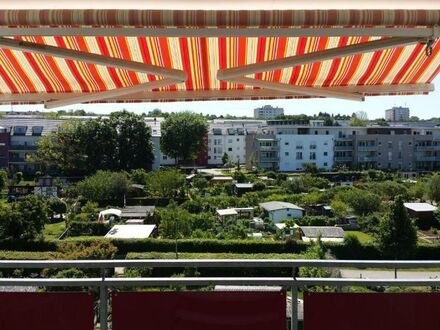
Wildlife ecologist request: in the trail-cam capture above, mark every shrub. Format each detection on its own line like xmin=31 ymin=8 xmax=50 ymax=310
xmin=67 ymin=222 xmax=111 ymax=237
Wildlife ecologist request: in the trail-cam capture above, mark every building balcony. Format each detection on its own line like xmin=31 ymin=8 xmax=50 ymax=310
xmin=357 ymin=146 xmax=377 ymax=151
xmin=9 ymin=158 xmax=26 ymax=163
xmin=335 ymin=135 xmax=353 ymax=141
xmin=415 ymin=145 xmax=440 ymax=151
xmin=335 ymin=157 xmax=353 ymax=162
xmin=259 ymin=157 xmax=279 ymax=162
xmin=259 ymin=146 xmax=279 ymax=152
xmin=334 ymin=146 xmax=353 ymax=151
xmin=9 ymin=145 xmax=38 ymax=151
xmin=415 ymin=156 xmax=440 ymax=162
xmin=357 ymin=156 xmax=377 ymax=162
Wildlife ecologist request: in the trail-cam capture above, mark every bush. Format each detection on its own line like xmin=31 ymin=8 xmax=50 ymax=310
xmin=67 ymin=222 xmax=111 ymax=237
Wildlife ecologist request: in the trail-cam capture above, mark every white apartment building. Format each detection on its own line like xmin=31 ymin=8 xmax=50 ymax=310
xmin=208 ymin=127 xmax=247 ymax=165
xmin=277 ymin=134 xmax=335 ymax=171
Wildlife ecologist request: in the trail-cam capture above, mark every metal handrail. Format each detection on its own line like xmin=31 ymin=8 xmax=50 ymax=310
xmin=2 ymin=259 xmax=440 ymax=330
xmin=1 ymin=259 xmax=440 ymax=269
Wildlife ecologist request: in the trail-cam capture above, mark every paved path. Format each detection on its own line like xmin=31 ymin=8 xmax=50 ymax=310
xmin=340 ymin=269 xmax=440 ymax=279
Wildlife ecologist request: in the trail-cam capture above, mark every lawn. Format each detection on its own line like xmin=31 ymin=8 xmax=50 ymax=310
xmin=345 ymin=231 xmax=374 ymax=244
xmin=43 ymin=221 xmax=66 ymax=240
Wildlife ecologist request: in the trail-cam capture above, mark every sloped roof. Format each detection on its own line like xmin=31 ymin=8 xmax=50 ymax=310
xmin=301 ymin=226 xmax=345 ymax=238
xmin=259 ymin=201 xmax=304 ymax=212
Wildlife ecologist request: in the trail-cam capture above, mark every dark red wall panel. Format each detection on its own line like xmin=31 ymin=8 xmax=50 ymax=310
xmin=112 ymin=291 xmax=286 ymax=330
xmin=304 ymin=292 xmax=440 ymax=330
xmin=0 ymin=292 xmax=94 ymax=330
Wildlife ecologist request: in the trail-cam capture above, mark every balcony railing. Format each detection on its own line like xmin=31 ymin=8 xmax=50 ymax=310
xmin=1 ymin=259 xmax=440 ymax=330
xmin=334 ymin=146 xmax=353 ymax=151
xmin=9 ymin=145 xmax=38 ymax=151
xmin=335 ymin=157 xmax=353 ymax=162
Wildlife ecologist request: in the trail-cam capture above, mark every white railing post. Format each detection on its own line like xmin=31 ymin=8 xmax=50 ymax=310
xmin=100 ymin=269 xmax=108 ymax=330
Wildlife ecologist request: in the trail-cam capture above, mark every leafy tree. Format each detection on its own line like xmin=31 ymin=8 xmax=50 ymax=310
xmin=146 ymin=168 xmax=185 ymax=198
xmin=71 ymin=171 xmax=130 ymax=205
xmin=192 ymin=176 xmax=208 ymax=191
xmin=427 ymin=174 xmax=440 ymax=203
xmin=0 ymin=169 xmax=7 ymax=190
xmin=330 ymin=199 xmax=349 ymax=218
xmin=339 ymin=188 xmax=381 ymax=215
xmin=376 ymin=195 xmax=417 ymax=259
xmin=158 ymin=201 xmax=192 ymax=238
xmin=221 ymin=152 xmax=230 ymax=166
xmin=0 ymin=196 xmax=48 ymax=240
xmin=13 ymin=172 xmax=23 ymax=184
xmin=160 ymin=112 xmax=208 ymax=163
xmin=35 ymin=111 xmax=154 ymax=175
xmin=130 ymin=168 xmax=149 ymax=185
xmin=47 ymin=197 xmax=67 ymax=221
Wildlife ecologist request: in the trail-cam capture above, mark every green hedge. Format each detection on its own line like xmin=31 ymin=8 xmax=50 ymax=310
xmin=112 ymin=238 xmax=309 ymax=254
xmin=0 ymin=239 xmax=56 ymax=251
xmin=67 ymin=222 xmax=111 ymax=237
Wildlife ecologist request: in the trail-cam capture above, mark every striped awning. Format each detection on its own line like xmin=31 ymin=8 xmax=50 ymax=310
xmin=0 ymin=8 xmax=439 ymax=108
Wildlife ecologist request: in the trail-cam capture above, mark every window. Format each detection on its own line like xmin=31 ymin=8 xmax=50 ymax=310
xmin=315 ymin=131 xmax=318 ymax=135
xmin=285 ymin=152 xmax=289 ymax=156
xmin=310 ymin=152 xmax=316 ymax=160
xmin=296 ymin=145 xmax=303 ymax=150
xmin=237 ymin=138 xmax=240 ymax=141
xmin=310 ymin=144 xmax=317 ymax=150
xmin=296 ymin=152 xmax=303 ymax=160
xmin=387 ymin=142 xmax=393 ymax=149
xmin=324 ymin=162 xmax=328 ymax=166
xmin=228 ymin=147 xmax=232 ymax=151
xmin=326 ymin=131 xmax=329 ymax=135
xmin=285 ymin=142 xmax=289 ymax=145
xmin=323 ymin=152 xmax=328 ymax=156
xmin=228 ymin=139 xmax=233 ymax=143
xmin=388 ymin=151 xmax=393 ymax=161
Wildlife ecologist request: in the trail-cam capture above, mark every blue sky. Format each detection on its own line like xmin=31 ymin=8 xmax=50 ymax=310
xmin=3 ymin=76 xmax=439 ymax=120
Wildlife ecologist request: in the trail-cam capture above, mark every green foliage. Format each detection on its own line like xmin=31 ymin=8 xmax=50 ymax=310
xmin=67 ymin=222 xmax=111 ymax=237
xmin=56 ymin=240 xmax=117 ymax=260
xmin=70 ymin=171 xmax=130 ymax=205
xmin=369 ymin=180 xmax=409 ymax=201
xmin=35 ymin=111 xmax=154 ymax=175
xmin=376 ymin=195 xmax=417 ymax=259
xmin=296 ymin=216 xmax=332 ymax=226
xmin=221 ymin=152 xmax=230 ymax=166
xmin=146 ymin=168 xmax=185 ymax=198
xmin=130 ymin=168 xmax=149 ymax=185
xmin=299 ymin=239 xmax=331 ymax=279
xmin=192 ymin=176 xmax=208 ymax=190
xmin=358 ymin=213 xmax=382 ymax=234
xmin=330 ymin=200 xmax=349 ymax=218
xmin=283 ymin=175 xmax=329 ymax=194
xmin=427 ymin=174 xmax=440 ymax=203
xmin=0 ymin=169 xmax=7 ymax=190
xmin=47 ymin=197 xmax=67 ymax=220
xmin=337 ymin=188 xmax=381 ymax=215
xmin=160 ymin=112 xmax=209 ymax=163
xmin=0 ymin=195 xmax=48 ymax=240
xmin=408 ymin=181 xmax=427 ymax=201
xmin=158 ymin=201 xmax=192 ymax=238
xmin=13 ymin=171 xmax=23 ymax=184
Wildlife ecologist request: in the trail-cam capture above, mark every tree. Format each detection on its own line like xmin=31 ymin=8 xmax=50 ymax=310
xmin=0 ymin=195 xmax=48 ymax=240
xmin=158 ymin=201 xmax=192 ymax=238
xmin=376 ymin=195 xmax=417 ymax=259
xmin=339 ymin=188 xmax=381 ymax=215
xmin=71 ymin=171 xmax=130 ymax=205
xmin=160 ymin=112 xmax=208 ymax=163
xmin=350 ymin=111 xmax=368 ymax=127
xmin=145 ymin=168 xmax=185 ymax=198
xmin=35 ymin=111 xmax=154 ymax=175
xmin=428 ymin=174 xmax=440 ymax=203
xmin=47 ymin=197 xmax=67 ymax=221
xmin=330 ymin=199 xmax=349 ymax=218
xmin=130 ymin=168 xmax=149 ymax=185
xmin=221 ymin=152 xmax=230 ymax=166
xmin=0 ymin=169 xmax=7 ymax=190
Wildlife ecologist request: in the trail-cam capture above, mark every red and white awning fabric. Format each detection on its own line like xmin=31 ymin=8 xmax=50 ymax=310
xmin=0 ymin=8 xmax=438 ymax=108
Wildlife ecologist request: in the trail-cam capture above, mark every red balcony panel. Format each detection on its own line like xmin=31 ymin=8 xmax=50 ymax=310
xmin=0 ymin=292 xmax=94 ymax=330
xmin=112 ymin=291 xmax=286 ymax=330
xmin=304 ymin=292 xmax=440 ymax=330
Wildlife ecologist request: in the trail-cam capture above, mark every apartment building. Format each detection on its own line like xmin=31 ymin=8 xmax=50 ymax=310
xmin=277 ymin=135 xmax=334 ymax=171
xmin=253 ymin=105 xmax=284 ymax=119
xmin=385 ymin=106 xmax=410 ymax=122
xmin=0 ymin=117 xmax=65 ymax=173
xmin=0 ymin=126 xmax=10 ymax=168
xmin=207 ymin=120 xmax=264 ymax=166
